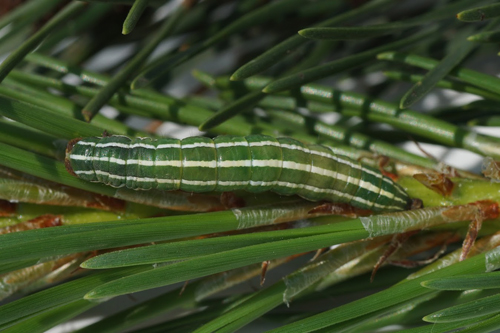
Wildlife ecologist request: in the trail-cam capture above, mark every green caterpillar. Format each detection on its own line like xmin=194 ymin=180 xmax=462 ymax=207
xmin=65 ymin=135 xmax=412 ymax=211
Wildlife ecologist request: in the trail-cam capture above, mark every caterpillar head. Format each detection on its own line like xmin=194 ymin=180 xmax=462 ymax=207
xmin=408 ymin=198 xmax=423 ymax=210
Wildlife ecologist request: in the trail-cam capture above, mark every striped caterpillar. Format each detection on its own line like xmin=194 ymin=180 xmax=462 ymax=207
xmin=65 ymin=135 xmax=412 ymax=212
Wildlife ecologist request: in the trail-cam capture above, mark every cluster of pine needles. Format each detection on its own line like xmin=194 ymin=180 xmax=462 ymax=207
xmin=4 ymin=0 xmax=500 ymax=332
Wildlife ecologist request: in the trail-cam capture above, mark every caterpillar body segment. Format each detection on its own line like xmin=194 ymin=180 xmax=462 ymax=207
xmin=66 ymin=135 xmax=412 ymax=212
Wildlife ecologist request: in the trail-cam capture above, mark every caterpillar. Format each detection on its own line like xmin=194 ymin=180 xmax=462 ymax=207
xmin=65 ymin=135 xmax=412 ymax=212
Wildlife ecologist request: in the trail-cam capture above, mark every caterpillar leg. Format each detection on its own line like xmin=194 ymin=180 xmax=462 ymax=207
xmin=220 ymin=192 xmax=246 ymax=209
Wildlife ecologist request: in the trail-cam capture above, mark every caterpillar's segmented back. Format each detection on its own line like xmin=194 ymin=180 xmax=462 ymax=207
xmin=66 ymin=135 xmax=411 ymax=211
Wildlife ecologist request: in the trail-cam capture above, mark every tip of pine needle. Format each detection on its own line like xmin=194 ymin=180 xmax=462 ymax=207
xmin=229 ymin=73 xmax=241 ymax=81
xmin=83 ymin=290 xmax=99 ymax=300
xmin=131 ymin=77 xmax=148 ymax=90
xmin=297 ymin=29 xmax=308 ymax=37
xmin=420 ymin=280 xmax=431 ymax=288
xmin=82 ymin=109 xmax=93 ymax=122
